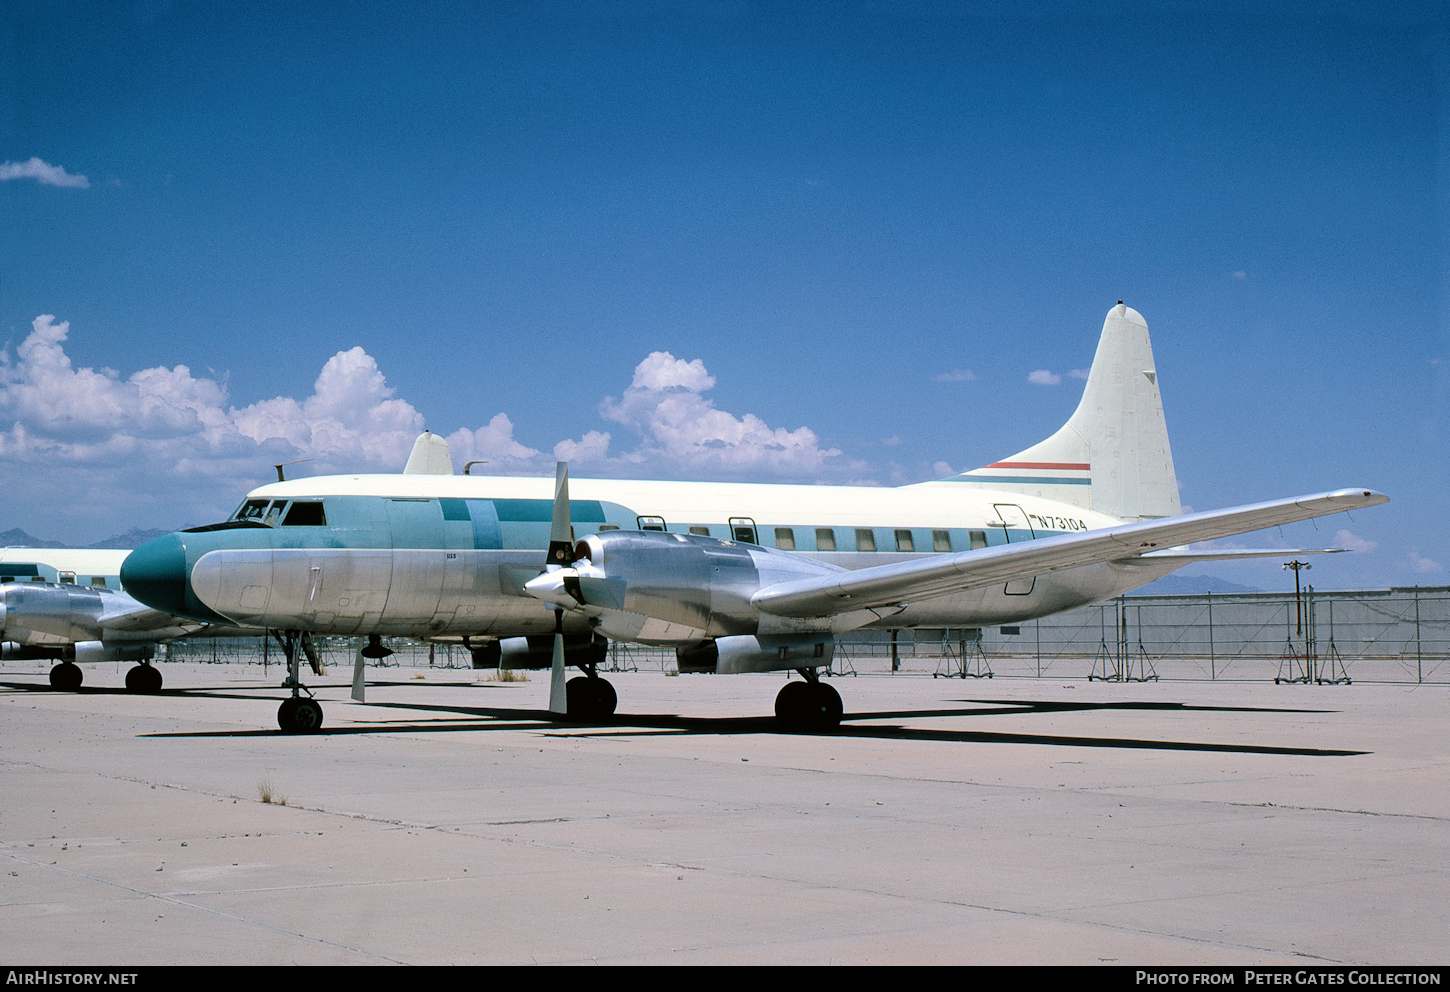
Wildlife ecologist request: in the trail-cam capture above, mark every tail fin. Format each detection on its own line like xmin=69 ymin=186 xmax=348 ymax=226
xmin=403 ymin=431 xmax=454 ymax=475
xmin=923 ymin=304 xmax=1181 ymax=522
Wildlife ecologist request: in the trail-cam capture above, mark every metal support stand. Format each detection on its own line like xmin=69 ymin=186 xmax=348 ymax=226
xmin=934 ymin=629 xmax=992 ymax=678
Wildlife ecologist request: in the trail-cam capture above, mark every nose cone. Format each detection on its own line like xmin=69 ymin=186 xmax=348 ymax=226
xmin=122 ymin=534 xmax=192 ymax=618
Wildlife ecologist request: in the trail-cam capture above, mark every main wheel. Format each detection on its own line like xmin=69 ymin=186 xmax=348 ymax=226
xmin=566 ymin=676 xmax=617 ymax=720
xmin=125 ymin=664 xmax=163 ymax=694
xmin=49 ymin=662 xmax=82 ymax=691
xmin=774 ymin=679 xmax=812 ymax=727
xmin=803 ymin=681 xmax=843 ymax=730
xmin=277 ymin=697 xmax=324 ymax=733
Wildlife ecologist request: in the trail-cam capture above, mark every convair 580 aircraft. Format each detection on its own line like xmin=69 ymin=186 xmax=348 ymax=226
xmin=121 ymin=305 xmax=1387 ymax=731
xmin=0 ymin=548 xmax=190 ymax=691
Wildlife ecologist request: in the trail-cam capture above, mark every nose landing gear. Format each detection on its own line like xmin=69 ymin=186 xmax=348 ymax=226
xmin=274 ymin=631 xmax=325 ymax=733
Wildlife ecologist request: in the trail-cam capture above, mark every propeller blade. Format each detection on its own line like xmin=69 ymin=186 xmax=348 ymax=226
xmin=549 ymin=619 xmax=568 ymax=715
xmin=351 ymin=638 xmax=366 ymax=703
xmin=546 ymin=461 xmax=571 ymax=716
xmin=547 ymin=461 xmax=574 ymax=569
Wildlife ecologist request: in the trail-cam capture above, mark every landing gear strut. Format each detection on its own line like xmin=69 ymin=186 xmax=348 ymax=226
xmin=124 ymin=662 xmax=163 ymax=694
xmin=775 ymin=669 xmax=843 ymax=731
xmin=273 ymin=630 xmax=324 ymax=733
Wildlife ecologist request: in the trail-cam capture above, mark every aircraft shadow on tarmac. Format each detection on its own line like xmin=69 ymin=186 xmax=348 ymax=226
xmin=0 ymin=678 xmax=1364 ymax=757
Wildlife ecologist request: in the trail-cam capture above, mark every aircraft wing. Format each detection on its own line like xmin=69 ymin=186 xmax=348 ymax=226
xmin=1133 ymin=548 xmax=1346 ymax=563
xmin=750 ymin=488 xmax=1387 ymax=618
xmin=95 ymin=593 xmax=202 ymax=634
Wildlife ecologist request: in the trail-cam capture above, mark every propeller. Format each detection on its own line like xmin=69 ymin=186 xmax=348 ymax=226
xmin=546 ymin=462 xmax=573 ymax=716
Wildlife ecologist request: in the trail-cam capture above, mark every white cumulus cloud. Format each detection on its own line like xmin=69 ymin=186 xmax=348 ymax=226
xmin=0 ymin=157 xmax=89 ymax=188
xmin=554 ymin=350 xmax=853 ymax=478
xmin=1027 ymin=369 xmax=1062 ymax=386
xmin=1408 ymin=551 xmax=1444 ymax=573
xmin=1334 ymin=529 xmax=1378 ymax=553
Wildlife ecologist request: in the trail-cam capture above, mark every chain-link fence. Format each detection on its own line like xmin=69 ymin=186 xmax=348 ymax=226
xmin=161 ymin=586 xmax=1450 ymax=684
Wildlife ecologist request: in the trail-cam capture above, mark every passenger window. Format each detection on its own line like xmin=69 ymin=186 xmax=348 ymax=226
xmin=92 ymin=577 xmax=107 ymax=588
xmin=933 ymin=530 xmax=952 ymax=552
xmin=895 ymin=530 xmax=915 ymax=552
xmin=59 ymin=572 xmax=76 ymax=584
xmin=282 ymin=501 xmax=327 ymax=526
xmin=638 ymin=516 xmax=666 ymax=532
xmin=815 ymin=528 xmax=836 ymax=552
xmin=598 ymin=524 xmax=620 ymax=532
xmin=688 ymin=526 xmax=710 ymax=536
xmin=774 ymin=527 xmax=795 ymax=550
xmin=855 ymin=528 xmax=876 ymax=552
xmin=969 ymin=530 xmax=988 ymax=550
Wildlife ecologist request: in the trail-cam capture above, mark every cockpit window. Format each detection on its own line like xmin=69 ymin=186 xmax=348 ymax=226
xmin=282 ymin=501 xmax=326 ymax=526
xmin=234 ymin=499 xmax=271 ymax=522
xmin=229 ymin=498 xmax=294 ymax=527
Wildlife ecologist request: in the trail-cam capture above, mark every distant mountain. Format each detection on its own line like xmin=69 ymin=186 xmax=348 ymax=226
xmin=0 ymin=526 xmax=174 ymax=550
xmin=0 ymin=528 xmax=67 ymax=548
xmin=1131 ymin=573 xmax=1265 ymax=596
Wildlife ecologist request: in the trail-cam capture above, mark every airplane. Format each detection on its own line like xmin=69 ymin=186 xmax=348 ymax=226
xmin=0 ymin=548 xmax=180 ymax=691
xmin=0 ymin=438 xmax=473 ymax=693
xmin=119 ymin=304 xmax=1387 ymax=731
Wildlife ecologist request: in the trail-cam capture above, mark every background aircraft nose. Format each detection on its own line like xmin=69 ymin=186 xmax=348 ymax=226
xmin=121 ymin=534 xmax=190 ymax=616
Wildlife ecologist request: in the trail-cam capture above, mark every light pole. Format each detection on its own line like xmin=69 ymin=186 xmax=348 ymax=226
xmin=1283 ymin=560 xmax=1312 ymax=634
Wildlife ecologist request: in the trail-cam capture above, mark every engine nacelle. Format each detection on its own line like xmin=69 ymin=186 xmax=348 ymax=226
xmin=563 ymin=530 xmax=844 ymax=645
xmin=1 ymin=640 xmax=64 ymax=661
xmin=74 ymin=641 xmax=156 ymax=664
xmin=676 ymin=634 xmax=836 ymax=674
xmin=0 ymin=582 xmax=105 ymax=644
xmin=497 ymin=633 xmax=608 ymax=670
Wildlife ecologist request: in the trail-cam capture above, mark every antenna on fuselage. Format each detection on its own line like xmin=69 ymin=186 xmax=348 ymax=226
xmin=273 ymin=459 xmax=313 ymax=482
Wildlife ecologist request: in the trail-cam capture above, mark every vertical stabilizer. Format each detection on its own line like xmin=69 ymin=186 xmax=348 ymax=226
xmin=925 ymin=304 xmax=1181 ymax=522
xmin=402 ymin=431 xmax=454 ymax=475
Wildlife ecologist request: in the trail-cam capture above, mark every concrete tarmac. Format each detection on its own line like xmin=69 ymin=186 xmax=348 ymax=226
xmin=1 ymin=660 xmax=1446 ymax=966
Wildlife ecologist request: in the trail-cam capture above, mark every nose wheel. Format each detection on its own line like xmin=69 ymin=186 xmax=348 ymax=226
xmin=278 ymin=697 xmax=324 ymax=733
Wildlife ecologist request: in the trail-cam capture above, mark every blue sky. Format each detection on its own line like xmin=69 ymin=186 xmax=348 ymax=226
xmin=1 ymin=1 xmax=1446 ymax=591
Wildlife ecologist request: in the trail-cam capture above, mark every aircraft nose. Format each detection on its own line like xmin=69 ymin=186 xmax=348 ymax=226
xmin=121 ymin=534 xmax=190 ymax=616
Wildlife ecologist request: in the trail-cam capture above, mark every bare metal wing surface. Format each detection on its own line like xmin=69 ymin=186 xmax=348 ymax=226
xmin=748 ymin=489 xmax=1387 ymax=618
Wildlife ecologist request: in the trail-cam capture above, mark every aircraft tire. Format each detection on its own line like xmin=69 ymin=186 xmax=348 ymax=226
xmin=277 ymin=697 xmax=324 ymax=733
xmin=126 ymin=664 xmax=163 ymax=694
xmin=50 ymin=662 xmax=82 ymax=691
xmin=805 ymin=682 xmax=843 ymax=731
xmin=774 ymin=679 xmax=811 ymax=727
xmin=775 ymin=680 xmax=842 ymax=731
xmin=566 ymin=676 xmax=617 ymax=720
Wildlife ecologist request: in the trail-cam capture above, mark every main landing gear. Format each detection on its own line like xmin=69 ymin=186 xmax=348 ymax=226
xmin=273 ymin=630 xmax=324 ymax=733
xmin=124 ymin=662 xmax=163 ymax=694
xmin=47 ymin=660 xmax=163 ymax=692
xmin=775 ymin=669 xmax=843 ymax=731
xmin=565 ymin=670 xmax=617 ymax=721
xmin=49 ymin=661 xmax=82 ymax=691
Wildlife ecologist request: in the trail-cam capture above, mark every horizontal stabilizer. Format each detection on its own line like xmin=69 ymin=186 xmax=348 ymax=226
xmin=751 ymin=489 xmax=1387 ymax=618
